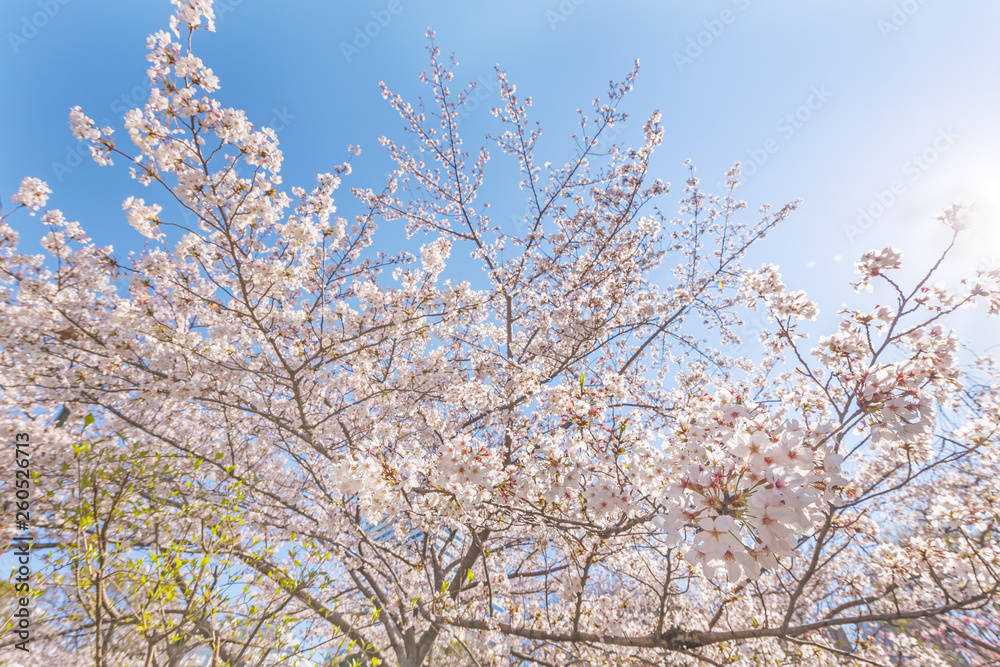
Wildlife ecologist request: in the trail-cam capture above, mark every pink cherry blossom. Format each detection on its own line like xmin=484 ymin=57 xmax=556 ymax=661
xmin=1 ymin=2 xmax=998 ymax=665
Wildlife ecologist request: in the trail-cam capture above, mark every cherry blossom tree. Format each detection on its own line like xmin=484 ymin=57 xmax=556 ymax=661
xmin=2 ymin=1 xmax=999 ymax=665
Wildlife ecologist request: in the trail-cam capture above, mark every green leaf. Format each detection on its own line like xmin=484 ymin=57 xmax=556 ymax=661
xmin=83 ymin=413 xmax=95 ymax=427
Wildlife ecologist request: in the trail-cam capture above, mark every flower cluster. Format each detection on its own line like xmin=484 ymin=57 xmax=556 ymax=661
xmin=853 ymin=246 xmax=903 ymax=291
xmin=653 ymin=390 xmax=844 ymax=580
xmin=122 ymin=196 xmax=164 ymax=240
xmin=11 ymin=176 xmax=51 ymax=214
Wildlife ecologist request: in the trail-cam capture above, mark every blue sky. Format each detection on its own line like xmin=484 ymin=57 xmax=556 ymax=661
xmin=2 ymin=0 xmax=999 ymax=348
